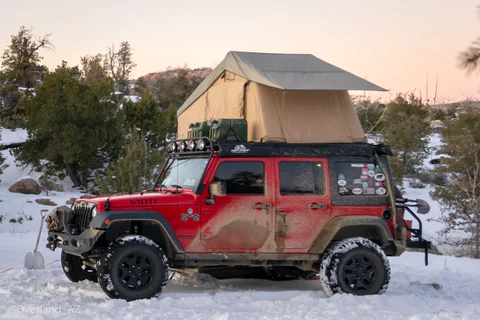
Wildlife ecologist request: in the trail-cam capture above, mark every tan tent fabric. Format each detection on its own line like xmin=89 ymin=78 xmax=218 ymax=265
xmin=177 ymin=73 xmax=248 ymax=139
xmin=177 ymin=51 xmax=386 ymax=143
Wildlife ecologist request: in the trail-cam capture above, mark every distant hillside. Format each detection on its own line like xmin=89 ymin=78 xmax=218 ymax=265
xmin=140 ymin=67 xmax=212 ymax=83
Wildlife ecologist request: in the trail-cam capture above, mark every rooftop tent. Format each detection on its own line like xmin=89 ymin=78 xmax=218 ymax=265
xmin=177 ymin=51 xmax=386 ymax=143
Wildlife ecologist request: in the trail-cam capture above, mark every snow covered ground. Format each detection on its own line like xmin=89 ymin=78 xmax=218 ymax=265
xmin=1 ymin=233 xmax=479 ymax=320
xmin=2 ymin=129 xmax=480 ymax=319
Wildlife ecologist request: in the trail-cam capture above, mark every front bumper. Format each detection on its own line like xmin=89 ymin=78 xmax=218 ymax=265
xmin=47 ymin=228 xmax=105 ymax=256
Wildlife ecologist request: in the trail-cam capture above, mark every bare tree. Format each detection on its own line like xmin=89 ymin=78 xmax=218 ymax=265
xmin=105 ymin=42 xmax=136 ymax=94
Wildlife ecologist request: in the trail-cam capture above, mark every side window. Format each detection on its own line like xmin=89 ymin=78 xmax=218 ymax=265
xmin=278 ymin=161 xmax=325 ymax=195
xmin=335 ymin=162 xmax=388 ymax=196
xmin=213 ymin=161 xmax=264 ymax=194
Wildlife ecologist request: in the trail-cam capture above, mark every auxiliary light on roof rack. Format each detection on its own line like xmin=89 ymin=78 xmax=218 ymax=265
xmin=167 ymin=138 xmax=214 ymax=153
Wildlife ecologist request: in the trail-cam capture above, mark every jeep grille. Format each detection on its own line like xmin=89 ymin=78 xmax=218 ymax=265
xmin=73 ymin=204 xmax=94 ymax=232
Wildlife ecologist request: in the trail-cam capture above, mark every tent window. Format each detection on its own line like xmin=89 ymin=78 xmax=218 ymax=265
xmin=213 ymin=161 xmax=264 ymax=195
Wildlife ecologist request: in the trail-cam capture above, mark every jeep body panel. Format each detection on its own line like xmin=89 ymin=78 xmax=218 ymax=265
xmin=47 ymin=141 xmax=416 ymax=266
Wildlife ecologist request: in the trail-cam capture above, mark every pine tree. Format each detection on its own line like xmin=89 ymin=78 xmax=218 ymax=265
xmin=0 ymin=26 xmax=53 ymax=111
xmin=13 ymin=62 xmax=124 ymax=187
xmin=80 ymin=54 xmax=107 ymax=84
xmin=431 ymin=107 xmax=480 ymax=258
xmin=381 ymin=93 xmax=431 ymax=184
xmin=0 ymin=130 xmax=7 ymax=180
xmin=96 ymin=89 xmax=177 ymax=194
xmin=122 ymin=88 xmax=177 ymax=149
xmin=95 ymin=130 xmax=165 ymax=194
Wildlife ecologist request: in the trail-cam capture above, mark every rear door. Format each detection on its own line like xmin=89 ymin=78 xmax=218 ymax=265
xmin=273 ymin=158 xmax=331 ymax=250
xmin=200 ymin=158 xmax=274 ymax=250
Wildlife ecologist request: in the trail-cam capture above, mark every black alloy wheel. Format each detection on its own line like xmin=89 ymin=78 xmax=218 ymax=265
xmin=117 ymin=252 xmax=155 ymax=291
xmin=338 ymin=253 xmax=377 ymax=293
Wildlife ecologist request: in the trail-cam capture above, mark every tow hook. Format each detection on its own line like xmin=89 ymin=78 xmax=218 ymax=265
xmin=46 ymin=237 xmax=57 ymax=251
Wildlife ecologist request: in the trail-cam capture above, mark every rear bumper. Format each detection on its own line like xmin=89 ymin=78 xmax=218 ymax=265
xmin=47 ymin=228 xmax=105 ymax=256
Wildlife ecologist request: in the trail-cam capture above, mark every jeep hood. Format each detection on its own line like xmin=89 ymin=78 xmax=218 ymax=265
xmin=76 ymin=191 xmax=191 ymax=211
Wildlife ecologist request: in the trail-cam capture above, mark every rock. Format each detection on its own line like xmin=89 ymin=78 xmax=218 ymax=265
xmin=9 ymin=178 xmax=42 ymax=195
xmin=35 ymin=199 xmax=57 ymax=206
xmin=65 ymin=198 xmax=77 ymax=205
xmin=39 ymin=175 xmax=64 ymax=192
xmin=26 ymin=200 xmax=33 ymax=203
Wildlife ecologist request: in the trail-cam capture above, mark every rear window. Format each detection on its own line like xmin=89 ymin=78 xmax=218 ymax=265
xmin=278 ymin=161 xmax=325 ymax=195
xmin=335 ymin=162 xmax=388 ymax=196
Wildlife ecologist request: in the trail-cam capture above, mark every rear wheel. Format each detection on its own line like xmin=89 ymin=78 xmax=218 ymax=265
xmin=96 ymin=236 xmax=169 ymax=301
xmin=320 ymin=237 xmax=390 ymax=296
xmin=61 ymin=250 xmax=97 ymax=282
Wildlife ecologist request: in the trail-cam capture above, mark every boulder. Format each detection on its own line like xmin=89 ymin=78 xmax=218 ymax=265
xmin=39 ymin=175 xmax=64 ymax=192
xmin=35 ymin=199 xmax=57 ymax=206
xmin=65 ymin=198 xmax=77 ymax=205
xmin=9 ymin=178 xmax=42 ymax=195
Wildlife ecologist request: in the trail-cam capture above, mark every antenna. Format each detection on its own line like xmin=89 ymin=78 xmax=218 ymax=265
xmin=433 ymin=74 xmax=439 ymax=106
xmin=426 ymin=71 xmax=429 ymax=105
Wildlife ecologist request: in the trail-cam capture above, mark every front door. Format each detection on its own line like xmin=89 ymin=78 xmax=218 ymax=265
xmin=273 ymin=158 xmax=331 ymax=249
xmin=201 ymin=159 xmax=273 ymax=250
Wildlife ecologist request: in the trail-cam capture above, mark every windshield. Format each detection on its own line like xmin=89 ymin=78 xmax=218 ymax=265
xmin=158 ymin=157 xmax=209 ymax=191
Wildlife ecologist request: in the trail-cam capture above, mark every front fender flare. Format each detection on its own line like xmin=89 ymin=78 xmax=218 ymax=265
xmin=90 ymin=210 xmax=184 ymax=253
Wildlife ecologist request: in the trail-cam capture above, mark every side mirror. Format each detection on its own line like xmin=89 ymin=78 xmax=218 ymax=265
xmin=205 ymin=181 xmax=226 ymax=205
xmin=209 ymin=181 xmax=226 ymax=197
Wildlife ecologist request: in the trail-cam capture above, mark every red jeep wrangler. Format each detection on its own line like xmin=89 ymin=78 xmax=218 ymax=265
xmin=47 ymin=138 xmax=430 ymax=301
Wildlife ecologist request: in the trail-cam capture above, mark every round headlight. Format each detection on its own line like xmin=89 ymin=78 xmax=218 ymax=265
xmin=178 ymin=141 xmax=187 ymax=152
xmin=187 ymin=140 xmax=196 ymax=151
xmin=168 ymin=141 xmax=177 ymax=152
xmin=197 ymin=139 xmax=207 ymax=151
xmin=92 ymin=206 xmax=98 ymax=216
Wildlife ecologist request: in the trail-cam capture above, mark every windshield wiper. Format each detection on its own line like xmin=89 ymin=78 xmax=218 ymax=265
xmin=170 ymin=184 xmax=183 ymax=189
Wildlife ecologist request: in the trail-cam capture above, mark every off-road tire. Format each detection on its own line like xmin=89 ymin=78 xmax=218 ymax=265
xmin=320 ymin=237 xmax=390 ymax=296
xmin=61 ymin=250 xmax=98 ymax=282
xmin=96 ymin=235 xmax=169 ymax=301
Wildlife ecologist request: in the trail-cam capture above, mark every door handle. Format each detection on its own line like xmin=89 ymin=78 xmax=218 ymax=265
xmin=253 ymin=203 xmax=271 ymax=209
xmin=308 ymin=203 xmax=326 ymax=209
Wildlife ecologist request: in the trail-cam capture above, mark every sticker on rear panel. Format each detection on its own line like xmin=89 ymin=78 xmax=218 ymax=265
xmin=353 ymin=179 xmax=363 ymax=184
xmin=374 ymin=173 xmax=385 ymax=182
xmin=337 ymin=180 xmax=347 ymax=186
xmin=376 ymin=187 xmax=387 ymax=195
xmin=363 ymin=188 xmax=375 ymax=195
xmin=352 ymin=188 xmax=363 ymax=195
xmin=351 ymin=164 xmax=365 ymax=168
xmin=339 ymin=187 xmax=349 ymax=195
xmin=338 ymin=174 xmax=345 ymax=180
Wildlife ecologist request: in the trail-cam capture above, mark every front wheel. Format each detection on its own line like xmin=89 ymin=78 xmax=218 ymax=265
xmin=96 ymin=236 xmax=169 ymax=301
xmin=320 ymin=237 xmax=390 ymax=296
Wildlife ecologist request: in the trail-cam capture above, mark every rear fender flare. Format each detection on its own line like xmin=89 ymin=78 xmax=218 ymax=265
xmin=308 ymin=216 xmax=394 ymax=254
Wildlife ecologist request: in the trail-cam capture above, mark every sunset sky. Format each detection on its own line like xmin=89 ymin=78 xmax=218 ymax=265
xmin=1 ymin=0 xmax=479 ymax=102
